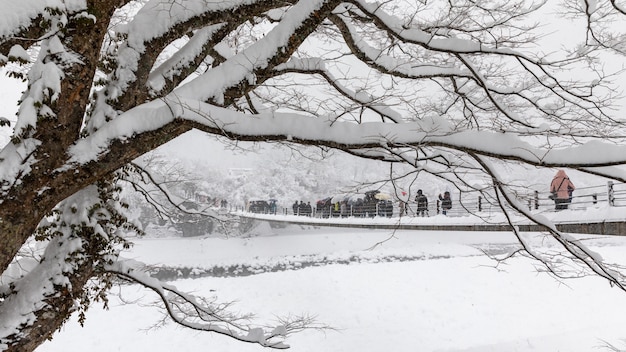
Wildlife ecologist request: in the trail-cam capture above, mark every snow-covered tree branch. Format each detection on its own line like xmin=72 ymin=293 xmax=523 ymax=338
xmin=108 ymin=258 xmax=314 ymax=349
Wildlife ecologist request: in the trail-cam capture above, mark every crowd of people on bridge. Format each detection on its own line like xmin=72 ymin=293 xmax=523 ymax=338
xmin=247 ymin=170 xmax=580 ymax=217
xmin=292 ymin=200 xmax=313 ymax=216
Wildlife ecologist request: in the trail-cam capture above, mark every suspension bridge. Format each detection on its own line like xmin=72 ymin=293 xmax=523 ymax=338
xmin=237 ymin=181 xmax=626 ymax=236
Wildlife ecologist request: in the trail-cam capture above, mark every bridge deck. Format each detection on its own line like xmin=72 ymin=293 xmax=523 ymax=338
xmin=238 ymin=213 xmax=626 ymax=236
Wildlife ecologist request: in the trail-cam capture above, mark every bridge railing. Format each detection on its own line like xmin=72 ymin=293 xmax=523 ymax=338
xmin=238 ymin=181 xmax=626 ymax=218
xmin=519 ymin=182 xmax=626 ymax=212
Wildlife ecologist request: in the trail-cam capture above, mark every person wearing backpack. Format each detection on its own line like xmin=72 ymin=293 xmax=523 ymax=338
xmin=438 ymin=191 xmax=452 ymax=215
xmin=550 ymin=170 xmax=575 ymax=210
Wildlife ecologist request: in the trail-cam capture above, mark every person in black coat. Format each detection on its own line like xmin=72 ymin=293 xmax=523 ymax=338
xmin=415 ymin=189 xmax=429 ymax=217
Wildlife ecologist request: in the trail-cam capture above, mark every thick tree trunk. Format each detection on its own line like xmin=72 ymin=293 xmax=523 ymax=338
xmin=0 ymin=0 xmax=118 ymax=274
xmin=2 ymin=260 xmax=96 ymax=352
xmin=0 ymin=184 xmax=119 ymax=351
xmin=0 ymin=3 xmax=121 ymax=350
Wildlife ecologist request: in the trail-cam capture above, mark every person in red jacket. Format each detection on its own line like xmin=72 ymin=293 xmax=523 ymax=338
xmin=550 ymin=170 xmax=575 ymax=210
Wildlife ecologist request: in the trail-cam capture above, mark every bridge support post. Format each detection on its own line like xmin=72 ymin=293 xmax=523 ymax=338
xmin=608 ymin=181 xmax=615 ymax=206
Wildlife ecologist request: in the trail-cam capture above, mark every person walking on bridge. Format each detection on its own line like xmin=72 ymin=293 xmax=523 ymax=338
xmin=415 ymin=189 xmax=429 ymax=217
xmin=550 ymin=170 xmax=575 ymax=210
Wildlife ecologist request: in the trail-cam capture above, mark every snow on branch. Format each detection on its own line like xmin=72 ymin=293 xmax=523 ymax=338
xmin=119 ymin=0 xmax=259 ymax=49
xmin=349 ymin=0 xmax=526 ymax=56
xmin=0 ymin=0 xmax=84 ymax=41
xmin=107 ymin=258 xmax=316 ymax=349
xmin=97 ymin=1 xmax=278 ymax=120
xmin=330 ymin=8 xmax=473 ymax=79
xmin=275 ymin=57 xmax=405 ymax=122
xmin=0 ymin=226 xmax=86 ymax=348
xmin=472 ymin=153 xmax=626 ymax=291
xmin=0 ymin=180 xmax=140 ymax=349
xmin=147 ymin=24 xmax=226 ymax=94
xmin=67 ymin=95 xmax=626 ymax=178
xmin=173 ymin=0 xmax=331 ymax=104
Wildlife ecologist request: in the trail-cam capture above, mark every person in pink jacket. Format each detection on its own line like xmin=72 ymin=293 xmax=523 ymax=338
xmin=550 ymin=170 xmax=575 ymax=210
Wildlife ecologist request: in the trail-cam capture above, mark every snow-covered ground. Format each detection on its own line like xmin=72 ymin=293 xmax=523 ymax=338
xmin=37 ymin=223 xmax=626 ymax=352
